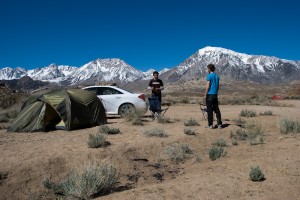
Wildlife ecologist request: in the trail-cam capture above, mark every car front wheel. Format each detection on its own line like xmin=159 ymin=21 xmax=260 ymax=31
xmin=119 ymin=103 xmax=135 ymax=117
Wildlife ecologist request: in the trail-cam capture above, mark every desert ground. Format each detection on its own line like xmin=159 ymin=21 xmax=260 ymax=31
xmin=0 ymin=100 xmax=300 ymax=200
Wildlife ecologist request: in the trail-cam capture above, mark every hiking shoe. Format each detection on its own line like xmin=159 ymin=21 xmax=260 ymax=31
xmin=218 ymin=125 xmax=222 ymax=129
xmin=205 ymin=125 xmax=213 ymax=129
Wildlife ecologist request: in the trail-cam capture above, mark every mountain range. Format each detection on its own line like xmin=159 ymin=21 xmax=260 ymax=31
xmin=1 ymin=46 xmax=299 ymax=88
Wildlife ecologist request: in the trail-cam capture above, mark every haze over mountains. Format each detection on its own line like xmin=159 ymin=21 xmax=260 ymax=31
xmin=1 ymin=46 xmax=299 ymax=87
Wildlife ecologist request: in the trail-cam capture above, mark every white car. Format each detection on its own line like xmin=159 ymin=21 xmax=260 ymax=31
xmin=82 ymin=86 xmax=148 ymax=117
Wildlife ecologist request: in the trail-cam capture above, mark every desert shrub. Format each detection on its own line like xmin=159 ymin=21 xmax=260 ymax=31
xmin=43 ymin=162 xmax=118 ymax=199
xmin=230 ymin=122 xmax=264 ymax=145
xmin=99 ymin=125 xmax=120 ymax=135
xmin=245 ymin=120 xmax=256 ymax=129
xmin=240 ymin=109 xmax=256 ymax=117
xmin=249 ymin=166 xmax=265 ymax=182
xmin=167 ymin=143 xmax=193 ymax=163
xmin=212 ymin=137 xmax=228 ymax=147
xmin=87 ymin=134 xmax=109 ymax=148
xmin=230 ymin=129 xmax=248 ymax=140
xmin=99 ymin=125 xmax=110 ymax=134
xmin=131 ymin=118 xmax=144 ymax=126
xmin=246 ymin=122 xmax=265 ymax=145
xmin=233 ymin=117 xmax=246 ymax=127
xmin=124 ymin=108 xmax=145 ymax=124
xmin=208 ymin=146 xmax=226 ymax=161
xmin=143 ymin=127 xmax=168 ymax=137
xmin=184 ymin=128 xmax=196 ymax=135
xmin=184 ymin=118 xmax=200 ymax=126
xmin=259 ymin=110 xmax=273 ymax=116
xmin=278 ymin=118 xmax=300 ymax=134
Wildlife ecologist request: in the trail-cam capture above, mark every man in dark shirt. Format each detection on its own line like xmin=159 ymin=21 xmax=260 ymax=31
xmin=148 ymin=71 xmax=164 ymax=106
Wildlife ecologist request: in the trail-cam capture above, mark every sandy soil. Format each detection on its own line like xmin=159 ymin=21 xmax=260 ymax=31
xmin=0 ymin=100 xmax=300 ymax=200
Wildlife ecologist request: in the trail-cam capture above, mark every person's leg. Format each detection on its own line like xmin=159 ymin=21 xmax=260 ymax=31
xmin=206 ymin=95 xmax=213 ymax=126
xmin=213 ymin=97 xmax=222 ymax=126
xmin=158 ymin=95 xmax=162 ymax=109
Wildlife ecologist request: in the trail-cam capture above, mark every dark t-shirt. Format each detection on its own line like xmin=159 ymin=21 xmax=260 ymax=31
xmin=148 ymin=78 xmax=164 ymax=96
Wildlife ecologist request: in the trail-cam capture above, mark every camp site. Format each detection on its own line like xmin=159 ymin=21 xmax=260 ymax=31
xmin=0 ymin=82 xmax=299 ymax=200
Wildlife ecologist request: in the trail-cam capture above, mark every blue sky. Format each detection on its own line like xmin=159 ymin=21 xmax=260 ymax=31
xmin=0 ymin=0 xmax=299 ymax=72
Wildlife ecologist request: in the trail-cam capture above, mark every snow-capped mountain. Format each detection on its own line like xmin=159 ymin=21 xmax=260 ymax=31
xmin=1 ymin=47 xmax=299 ymax=87
xmin=0 ymin=67 xmax=27 ymax=80
xmin=62 ymin=58 xmax=145 ymax=85
xmin=142 ymin=68 xmax=170 ymax=80
xmin=161 ymin=46 xmax=300 ymax=83
xmin=27 ymin=64 xmax=78 ymax=82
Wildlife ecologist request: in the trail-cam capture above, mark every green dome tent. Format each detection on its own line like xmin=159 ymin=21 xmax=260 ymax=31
xmin=8 ymin=89 xmax=107 ymax=132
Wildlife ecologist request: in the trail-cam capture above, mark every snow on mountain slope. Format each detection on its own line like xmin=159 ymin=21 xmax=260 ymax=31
xmin=1 ymin=47 xmax=299 ymax=85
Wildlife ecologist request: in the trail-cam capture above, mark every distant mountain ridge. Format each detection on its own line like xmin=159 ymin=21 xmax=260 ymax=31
xmin=1 ymin=47 xmax=299 ymax=87
xmin=161 ymin=47 xmax=300 ymax=83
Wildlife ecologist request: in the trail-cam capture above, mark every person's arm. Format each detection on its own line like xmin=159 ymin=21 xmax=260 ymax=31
xmin=204 ymin=80 xmax=210 ymax=97
xmin=148 ymin=80 xmax=153 ymax=90
xmin=159 ymin=80 xmax=164 ymax=90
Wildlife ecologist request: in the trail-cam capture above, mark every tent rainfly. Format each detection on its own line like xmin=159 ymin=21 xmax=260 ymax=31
xmin=8 ymin=89 xmax=107 ymax=132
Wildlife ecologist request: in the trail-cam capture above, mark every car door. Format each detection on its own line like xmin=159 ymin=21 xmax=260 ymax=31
xmin=98 ymin=87 xmax=123 ymax=114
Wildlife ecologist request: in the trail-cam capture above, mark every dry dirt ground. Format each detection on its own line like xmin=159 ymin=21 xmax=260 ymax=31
xmin=0 ymin=100 xmax=300 ymax=200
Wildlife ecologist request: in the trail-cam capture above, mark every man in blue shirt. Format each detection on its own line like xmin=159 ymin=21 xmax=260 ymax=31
xmin=204 ymin=64 xmax=222 ymax=129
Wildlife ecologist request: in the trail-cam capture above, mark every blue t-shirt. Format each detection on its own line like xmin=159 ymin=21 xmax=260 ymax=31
xmin=206 ymin=72 xmax=219 ymax=94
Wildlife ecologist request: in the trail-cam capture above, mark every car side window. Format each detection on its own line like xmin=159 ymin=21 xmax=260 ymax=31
xmin=85 ymin=88 xmax=97 ymax=94
xmin=101 ymin=88 xmax=123 ymax=95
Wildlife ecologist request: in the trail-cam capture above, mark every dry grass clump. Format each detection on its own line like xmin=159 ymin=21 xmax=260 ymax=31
xmin=124 ymin=109 xmax=145 ymax=126
xmin=240 ymin=109 xmax=257 ymax=117
xmin=230 ymin=129 xmax=248 ymax=141
xmin=278 ymin=118 xmax=300 ymax=134
xmin=230 ymin=121 xmax=265 ymax=145
xmin=208 ymin=146 xmax=227 ymax=161
xmin=167 ymin=143 xmax=193 ymax=163
xmin=143 ymin=127 xmax=168 ymax=137
xmin=87 ymin=134 xmax=110 ymax=148
xmin=43 ymin=162 xmax=118 ymax=199
xmin=184 ymin=118 xmax=200 ymax=126
xmin=99 ymin=125 xmax=120 ymax=135
xmin=212 ymin=137 xmax=228 ymax=147
xmin=184 ymin=128 xmax=196 ymax=135
xmin=259 ymin=110 xmax=273 ymax=116
xmin=233 ymin=117 xmax=246 ymax=127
